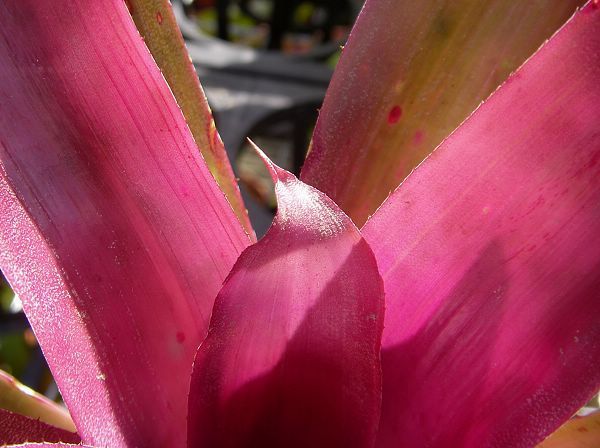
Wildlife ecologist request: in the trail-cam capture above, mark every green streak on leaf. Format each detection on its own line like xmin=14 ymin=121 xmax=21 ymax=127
xmin=302 ymin=0 xmax=586 ymax=226
xmin=127 ymin=0 xmax=255 ymax=238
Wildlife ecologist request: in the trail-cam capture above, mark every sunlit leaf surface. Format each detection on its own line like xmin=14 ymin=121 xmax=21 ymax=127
xmin=364 ymin=3 xmax=600 ymax=447
xmin=126 ymin=0 xmax=254 ymax=237
xmin=188 ymin=147 xmax=384 ymax=448
xmin=302 ymin=0 xmax=585 ymax=226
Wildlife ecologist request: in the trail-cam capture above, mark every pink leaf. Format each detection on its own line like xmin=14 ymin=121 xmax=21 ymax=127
xmin=364 ymin=4 xmax=600 ymax=447
xmin=0 ymin=409 xmax=80 ymax=445
xmin=187 ymin=145 xmax=385 ymax=448
xmin=301 ymin=0 xmax=584 ymax=226
xmin=0 ymin=1 xmax=250 ymax=446
xmin=126 ymin=0 xmax=254 ymax=237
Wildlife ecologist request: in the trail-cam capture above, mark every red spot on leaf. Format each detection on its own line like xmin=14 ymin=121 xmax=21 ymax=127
xmin=176 ymin=332 xmax=186 ymax=343
xmin=577 ymin=426 xmax=589 ymax=433
xmin=156 ymin=11 xmax=163 ymax=25
xmin=387 ymin=106 xmax=402 ymax=125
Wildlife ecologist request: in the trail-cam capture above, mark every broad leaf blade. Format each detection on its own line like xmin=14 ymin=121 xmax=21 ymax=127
xmin=0 ymin=409 xmax=80 ymax=445
xmin=126 ymin=0 xmax=254 ymax=238
xmin=364 ymin=4 xmax=600 ymax=447
xmin=0 ymin=1 xmax=250 ymax=446
xmin=537 ymin=411 xmax=600 ymax=447
xmin=187 ymin=147 xmax=384 ymax=447
xmin=0 ymin=370 xmax=75 ymax=433
xmin=301 ymin=0 xmax=584 ymax=225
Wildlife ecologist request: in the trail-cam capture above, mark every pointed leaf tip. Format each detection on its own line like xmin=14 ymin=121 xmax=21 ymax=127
xmin=249 ymin=139 xmax=295 ymax=185
xmin=251 ymin=141 xmax=351 ymax=240
xmin=188 ymin=150 xmax=384 ymax=448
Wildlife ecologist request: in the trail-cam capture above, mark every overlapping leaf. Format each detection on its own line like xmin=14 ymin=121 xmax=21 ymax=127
xmin=538 ymin=411 xmax=600 ymax=447
xmin=0 ymin=369 xmax=75 ymax=433
xmin=301 ymin=0 xmax=584 ymax=225
xmin=126 ymin=0 xmax=254 ymax=237
xmin=364 ymin=4 xmax=600 ymax=446
xmin=187 ymin=148 xmax=384 ymax=447
xmin=0 ymin=409 xmax=80 ymax=445
xmin=0 ymin=0 xmax=250 ymax=446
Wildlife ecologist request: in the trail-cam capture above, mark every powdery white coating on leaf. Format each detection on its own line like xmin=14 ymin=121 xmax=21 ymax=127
xmin=0 ymin=177 xmax=122 ymax=446
xmin=274 ymin=178 xmax=346 ymax=238
xmin=364 ymin=3 xmax=600 ymax=447
xmin=252 ymin=142 xmax=346 ymax=239
xmin=188 ymin=156 xmax=385 ymax=448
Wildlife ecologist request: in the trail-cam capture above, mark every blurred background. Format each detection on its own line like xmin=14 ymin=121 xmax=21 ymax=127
xmin=174 ymin=0 xmax=363 ymax=236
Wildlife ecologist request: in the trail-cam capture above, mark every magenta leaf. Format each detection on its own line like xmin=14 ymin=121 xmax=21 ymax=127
xmin=187 ymin=146 xmax=385 ymax=448
xmin=363 ymin=4 xmax=600 ymax=447
xmin=126 ymin=0 xmax=254 ymax=236
xmin=0 ymin=0 xmax=250 ymax=446
xmin=0 ymin=409 xmax=80 ymax=445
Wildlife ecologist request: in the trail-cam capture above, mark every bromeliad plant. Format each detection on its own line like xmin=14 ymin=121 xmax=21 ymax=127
xmin=0 ymin=0 xmax=599 ymax=447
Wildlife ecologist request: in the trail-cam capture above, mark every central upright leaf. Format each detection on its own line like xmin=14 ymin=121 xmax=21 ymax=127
xmin=188 ymin=149 xmax=385 ymax=448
